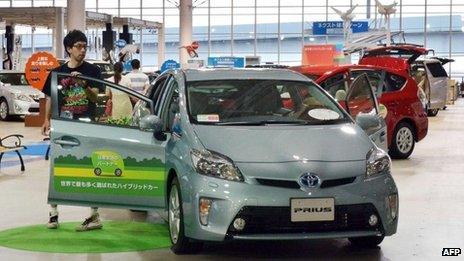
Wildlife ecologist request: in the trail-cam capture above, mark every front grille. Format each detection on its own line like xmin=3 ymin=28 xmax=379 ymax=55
xmin=28 ymin=108 xmax=39 ymax=113
xmin=227 ymin=204 xmax=382 ymax=236
xmin=255 ymin=177 xmax=356 ymax=189
xmin=256 ymin=178 xmax=300 ymax=189
xmin=320 ymin=177 xmax=357 ymax=188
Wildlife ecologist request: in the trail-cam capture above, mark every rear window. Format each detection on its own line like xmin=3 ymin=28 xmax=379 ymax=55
xmin=384 ymin=73 xmax=406 ymax=92
xmin=426 ymin=62 xmax=448 ymax=77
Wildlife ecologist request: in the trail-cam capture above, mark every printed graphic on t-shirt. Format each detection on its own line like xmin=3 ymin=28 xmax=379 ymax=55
xmin=59 ymin=77 xmax=89 ymax=118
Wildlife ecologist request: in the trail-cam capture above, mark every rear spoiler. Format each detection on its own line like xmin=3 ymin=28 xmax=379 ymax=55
xmin=430 ymin=57 xmax=455 ymax=65
xmin=363 ymin=46 xmax=432 ymax=64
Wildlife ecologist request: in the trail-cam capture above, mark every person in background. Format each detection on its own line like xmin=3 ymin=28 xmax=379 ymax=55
xmin=41 ymin=29 xmax=104 ymax=232
xmin=106 ymin=62 xmax=133 ymax=119
xmin=126 ymin=59 xmax=150 ymax=94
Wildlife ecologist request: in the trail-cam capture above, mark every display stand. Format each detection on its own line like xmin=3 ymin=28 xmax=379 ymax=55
xmin=24 ymin=98 xmax=46 ymax=127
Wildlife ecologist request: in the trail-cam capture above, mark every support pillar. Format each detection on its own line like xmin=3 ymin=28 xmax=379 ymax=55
xmin=66 ymin=0 xmax=86 ymax=32
xmin=55 ymin=7 xmax=65 ymax=58
xmin=157 ymin=24 xmax=165 ymax=69
xmin=179 ymin=0 xmax=192 ymax=68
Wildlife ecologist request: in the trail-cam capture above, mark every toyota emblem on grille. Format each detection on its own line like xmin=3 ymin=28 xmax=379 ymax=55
xmin=298 ymin=173 xmax=320 ymax=189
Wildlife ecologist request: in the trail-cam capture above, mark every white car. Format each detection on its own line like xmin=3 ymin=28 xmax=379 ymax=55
xmin=0 ymin=71 xmax=44 ymax=121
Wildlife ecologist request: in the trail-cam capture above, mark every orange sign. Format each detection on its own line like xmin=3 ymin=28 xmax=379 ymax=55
xmin=302 ymin=44 xmax=337 ymax=66
xmin=25 ymin=52 xmax=59 ymax=91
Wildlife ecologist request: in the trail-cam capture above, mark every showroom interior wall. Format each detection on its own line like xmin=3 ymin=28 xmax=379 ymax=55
xmin=2 ymin=0 xmax=464 ymax=77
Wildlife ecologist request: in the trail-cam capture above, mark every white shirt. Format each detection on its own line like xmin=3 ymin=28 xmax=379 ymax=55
xmin=126 ymin=69 xmax=149 ymax=94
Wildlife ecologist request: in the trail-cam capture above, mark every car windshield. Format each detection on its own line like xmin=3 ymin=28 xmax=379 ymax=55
xmin=187 ymin=79 xmax=348 ymax=125
xmin=0 ymin=73 xmax=29 ymax=85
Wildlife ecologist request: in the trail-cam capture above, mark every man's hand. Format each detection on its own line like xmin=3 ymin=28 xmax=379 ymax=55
xmin=70 ymin=71 xmax=82 ymax=77
xmin=41 ymin=118 xmax=50 ymax=136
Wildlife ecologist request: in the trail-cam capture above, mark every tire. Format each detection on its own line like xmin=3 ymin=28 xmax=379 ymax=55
xmin=427 ymin=108 xmax=439 ymax=117
xmin=389 ymin=122 xmax=415 ymax=159
xmin=169 ymin=177 xmax=203 ymax=254
xmin=114 ymin=168 xmax=122 ymax=177
xmin=94 ymin=168 xmax=102 ymax=176
xmin=349 ymin=235 xmax=385 ymax=248
xmin=0 ymin=98 xmax=10 ymax=121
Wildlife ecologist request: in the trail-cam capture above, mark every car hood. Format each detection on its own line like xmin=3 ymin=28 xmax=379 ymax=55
xmin=7 ymin=85 xmax=44 ymax=97
xmin=192 ymin=123 xmax=373 ymax=163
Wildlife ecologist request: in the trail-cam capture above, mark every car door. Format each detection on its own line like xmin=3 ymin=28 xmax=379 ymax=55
xmin=48 ymin=72 xmax=167 ymax=210
xmin=423 ymin=61 xmax=448 ymax=109
xmin=346 ymin=74 xmax=388 ymax=151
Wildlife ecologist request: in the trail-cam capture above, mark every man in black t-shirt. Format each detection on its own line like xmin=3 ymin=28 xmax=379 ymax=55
xmin=42 ymin=30 xmax=104 ymax=232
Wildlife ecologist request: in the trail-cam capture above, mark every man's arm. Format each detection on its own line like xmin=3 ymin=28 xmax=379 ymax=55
xmin=41 ymin=72 xmax=53 ymax=136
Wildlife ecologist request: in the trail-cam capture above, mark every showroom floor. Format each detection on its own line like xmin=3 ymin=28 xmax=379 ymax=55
xmin=0 ymin=99 xmax=463 ymax=261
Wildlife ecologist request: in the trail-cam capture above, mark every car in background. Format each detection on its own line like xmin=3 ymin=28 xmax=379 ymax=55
xmin=290 ymin=64 xmax=428 ymax=159
xmin=0 ymin=70 xmax=44 ymax=121
xmin=359 ymin=45 xmax=449 ymax=117
xmin=58 ymin=59 xmax=114 ymax=78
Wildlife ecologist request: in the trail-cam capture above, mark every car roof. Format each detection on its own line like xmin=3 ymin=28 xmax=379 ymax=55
xmin=180 ymin=68 xmax=310 ymax=82
xmin=0 ymin=70 xmax=24 ymax=74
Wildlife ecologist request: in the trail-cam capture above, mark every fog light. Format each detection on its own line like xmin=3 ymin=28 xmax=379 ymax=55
xmin=233 ymin=218 xmax=246 ymax=231
xmin=199 ymin=198 xmax=212 ymax=226
xmin=14 ymin=104 xmax=22 ymax=112
xmin=389 ymin=194 xmax=398 ymax=219
xmin=368 ymin=214 xmax=378 ymax=226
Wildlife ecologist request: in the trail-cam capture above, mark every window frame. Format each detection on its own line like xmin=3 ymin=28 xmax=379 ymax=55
xmin=51 ymin=72 xmax=154 ymax=130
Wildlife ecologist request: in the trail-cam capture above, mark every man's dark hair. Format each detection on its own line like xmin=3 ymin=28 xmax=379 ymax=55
xmin=131 ymin=59 xmax=141 ymax=70
xmin=63 ymin=30 xmax=87 ymax=55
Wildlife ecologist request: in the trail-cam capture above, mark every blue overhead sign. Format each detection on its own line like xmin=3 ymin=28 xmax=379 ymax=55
xmin=207 ymin=57 xmax=245 ymax=68
xmin=115 ymin=39 xmax=127 ymax=48
xmin=160 ymin=59 xmax=180 ymax=72
xmin=312 ymin=21 xmax=369 ymax=35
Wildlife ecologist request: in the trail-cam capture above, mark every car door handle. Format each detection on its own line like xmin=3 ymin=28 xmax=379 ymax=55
xmin=53 ymin=137 xmax=80 ymax=147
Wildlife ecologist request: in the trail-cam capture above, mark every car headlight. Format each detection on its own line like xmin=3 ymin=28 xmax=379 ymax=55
xmin=13 ymin=93 xmax=32 ymax=102
xmin=190 ymin=149 xmax=244 ymax=182
xmin=366 ymin=147 xmax=391 ymax=178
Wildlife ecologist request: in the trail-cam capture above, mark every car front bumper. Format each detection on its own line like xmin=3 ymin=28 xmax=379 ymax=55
xmin=180 ymin=169 xmax=398 ymax=242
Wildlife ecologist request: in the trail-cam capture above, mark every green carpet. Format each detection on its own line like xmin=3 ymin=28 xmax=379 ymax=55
xmin=0 ymin=221 xmax=171 ymax=253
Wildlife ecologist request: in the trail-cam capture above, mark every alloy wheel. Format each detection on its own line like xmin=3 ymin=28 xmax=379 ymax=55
xmin=0 ymin=101 xmax=8 ymax=120
xmin=169 ymin=185 xmax=181 ymax=244
xmin=396 ymin=127 xmax=413 ymax=154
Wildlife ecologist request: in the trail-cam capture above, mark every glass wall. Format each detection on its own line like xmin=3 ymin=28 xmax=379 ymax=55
xmin=3 ymin=0 xmax=464 ymax=77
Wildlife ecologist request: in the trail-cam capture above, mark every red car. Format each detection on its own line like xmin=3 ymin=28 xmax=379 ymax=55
xmin=290 ymin=63 xmax=428 ymax=159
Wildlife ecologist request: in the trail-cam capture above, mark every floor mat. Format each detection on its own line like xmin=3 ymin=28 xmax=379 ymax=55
xmin=0 ymin=221 xmax=171 ymax=253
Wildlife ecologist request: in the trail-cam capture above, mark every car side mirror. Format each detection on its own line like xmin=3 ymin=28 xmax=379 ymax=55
xmin=355 ymin=113 xmax=381 ymax=132
xmin=139 ymin=115 xmax=166 ymax=141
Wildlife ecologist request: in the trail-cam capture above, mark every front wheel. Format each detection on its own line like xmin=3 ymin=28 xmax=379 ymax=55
xmin=427 ymin=108 xmax=439 ymax=117
xmin=389 ymin=122 xmax=415 ymax=159
xmin=169 ymin=177 xmax=203 ymax=254
xmin=349 ymin=235 xmax=385 ymax=248
xmin=0 ymin=99 xmax=10 ymax=121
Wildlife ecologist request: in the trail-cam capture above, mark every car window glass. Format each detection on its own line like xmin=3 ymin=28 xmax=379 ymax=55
xmin=320 ymin=73 xmax=348 ymax=96
xmin=347 ymin=74 xmax=377 ymax=118
xmin=384 ymin=73 xmax=406 ymax=92
xmin=187 ymin=80 xmax=347 ymax=125
xmin=350 ymin=70 xmax=383 ymax=94
xmin=426 ymin=62 xmax=448 ymax=77
xmin=53 ymin=74 xmax=150 ymax=129
xmin=163 ymin=82 xmax=180 ymax=131
xmin=0 ymin=73 xmax=29 ymax=85
xmin=152 ymin=76 xmax=170 ymax=114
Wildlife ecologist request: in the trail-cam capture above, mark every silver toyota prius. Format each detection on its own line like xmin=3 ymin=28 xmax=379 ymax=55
xmin=48 ymin=68 xmax=397 ymax=254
